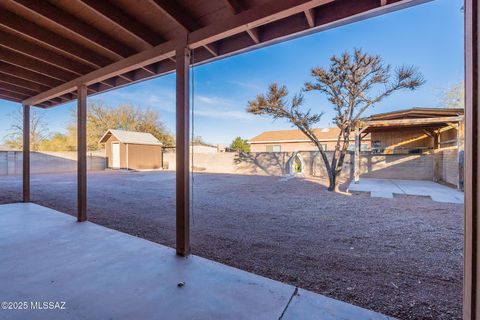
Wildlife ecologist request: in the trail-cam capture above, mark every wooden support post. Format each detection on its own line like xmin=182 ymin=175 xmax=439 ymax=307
xmin=22 ymin=104 xmax=30 ymax=203
xmin=433 ymin=131 xmax=439 ymax=150
xmin=176 ymin=46 xmax=190 ymax=256
xmin=457 ymin=120 xmax=464 ymax=191
xmin=354 ymin=127 xmax=360 ymax=183
xmin=77 ymin=85 xmax=87 ymax=222
xmin=464 ymin=0 xmax=478 ymax=318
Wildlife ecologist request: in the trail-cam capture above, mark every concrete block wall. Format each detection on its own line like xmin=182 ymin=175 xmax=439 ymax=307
xmin=359 ymin=154 xmax=435 ymax=180
xmin=434 ymin=147 xmax=460 ymax=187
xmin=0 ymin=151 xmax=106 ymax=175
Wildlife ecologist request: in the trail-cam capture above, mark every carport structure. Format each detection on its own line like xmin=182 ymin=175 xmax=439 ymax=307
xmin=0 ymin=0 xmax=478 ymax=318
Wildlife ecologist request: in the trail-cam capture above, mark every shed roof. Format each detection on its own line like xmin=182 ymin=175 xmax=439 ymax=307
xmin=99 ymin=129 xmax=162 ymax=145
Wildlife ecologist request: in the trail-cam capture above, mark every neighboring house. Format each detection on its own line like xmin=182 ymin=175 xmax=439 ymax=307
xmin=99 ymin=129 xmax=163 ymax=170
xmin=360 ymin=107 xmax=464 ymax=154
xmin=248 ymin=127 xmax=371 ymax=152
xmin=191 ymin=142 xmax=220 ymax=154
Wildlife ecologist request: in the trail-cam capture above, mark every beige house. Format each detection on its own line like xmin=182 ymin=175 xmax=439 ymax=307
xmin=99 ymin=129 xmax=163 ymax=170
xmin=249 ymin=127 xmax=371 ymax=152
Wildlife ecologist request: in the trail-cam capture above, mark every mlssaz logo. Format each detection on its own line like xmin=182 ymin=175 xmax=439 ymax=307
xmin=30 ymin=301 xmax=66 ymax=310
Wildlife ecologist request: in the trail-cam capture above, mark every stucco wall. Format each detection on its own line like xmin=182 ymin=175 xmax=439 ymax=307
xmin=0 ymin=151 xmax=106 ymax=175
xmin=163 ymin=150 xmax=461 ymax=186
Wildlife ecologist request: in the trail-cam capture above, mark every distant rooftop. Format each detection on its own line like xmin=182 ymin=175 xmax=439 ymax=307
xmin=99 ymin=129 xmax=162 ymax=146
xmin=249 ymin=127 xmax=360 ymax=144
xmin=365 ymin=107 xmax=464 ymax=121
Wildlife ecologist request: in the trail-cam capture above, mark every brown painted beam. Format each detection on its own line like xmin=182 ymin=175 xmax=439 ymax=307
xmin=0 ymin=31 xmax=94 ymax=76
xmin=23 ymin=0 xmax=430 ymax=107
xmin=464 ymin=0 xmax=478 ymax=318
xmin=246 ymin=28 xmax=261 ymax=44
xmin=176 ymin=46 xmax=190 ymax=256
xmin=0 ymin=88 xmax=28 ymax=100
xmin=77 ymin=85 xmax=87 ymax=222
xmin=80 ymin=0 xmax=163 ymax=47
xmin=10 ymin=0 xmax=135 ymax=59
xmin=0 ymin=73 xmax=52 ymax=92
xmin=224 ymin=0 xmax=248 ymax=14
xmin=0 ymin=11 xmax=111 ymax=68
xmin=304 ymin=9 xmax=315 ymax=27
xmin=149 ymin=0 xmax=199 ymax=31
xmin=22 ymin=104 xmax=30 ymax=202
xmin=0 ymin=48 xmax=77 ymax=82
xmin=0 ymin=81 xmax=38 ymax=96
xmin=0 ymin=62 xmax=64 ymax=87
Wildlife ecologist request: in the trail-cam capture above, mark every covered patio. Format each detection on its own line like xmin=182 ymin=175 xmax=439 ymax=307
xmin=0 ymin=202 xmax=391 ymax=320
xmin=0 ymin=0 xmax=478 ymax=319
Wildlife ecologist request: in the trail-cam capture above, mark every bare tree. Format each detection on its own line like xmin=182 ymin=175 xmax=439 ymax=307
xmin=439 ymin=81 xmax=464 ymax=109
xmin=4 ymin=108 xmax=48 ymax=151
xmin=247 ymin=49 xmax=424 ymax=191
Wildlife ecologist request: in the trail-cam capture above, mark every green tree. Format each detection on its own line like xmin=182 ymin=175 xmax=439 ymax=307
xmin=38 ymin=132 xmax=75 ymax=151
xmin=247 ymin=49 xmax=424 ymax=191
xmin=439 ymin=81 xmax=464 ymax=109
xmin=230 ymin=137 xmax=250 ymax=152
xmin=70 ymin=102 xmax=174 ymax=151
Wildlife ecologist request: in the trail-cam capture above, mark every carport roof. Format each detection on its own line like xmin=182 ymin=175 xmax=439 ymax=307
xmin=99 ymin=129 xmax=162 ymax=146
xmin=0 ymin=0 xmax=431 ymax=109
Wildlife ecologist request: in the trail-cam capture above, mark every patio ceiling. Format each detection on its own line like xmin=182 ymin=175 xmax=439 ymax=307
xmin=0 ymin=0 xmax=431 ymax=108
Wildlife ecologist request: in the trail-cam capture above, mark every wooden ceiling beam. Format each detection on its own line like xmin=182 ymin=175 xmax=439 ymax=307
xmin=0 ymin=11 xmax=111 ymax=68
xmin=224 ymin=0 xmax=248 ymax=14
xmin=149 ymin=0 xmax=218 ymax=56
xmin=203 ymin=44 xmax=219 ymax=57
xmin=80 ymin=0 xmax=163 ymax=47
xmin=9 ymin=0 xmax=136 ymax=59
xmin=0 ymin=62 xmax=64 ymax=87
xmin=0 ymin=30 xmax=94 ymax=76
xmin=304 ymin=9 xmax=315 ymax=28
xmin=23 ymin=0 xmax=425 ymax=106
xmin=0 ymin=73 xmax=52 ymax=92
xmin=0 ymin=88 xmax=29 ymax=100
xmin=149 ymin=0 xmax=200 ymax=32
xmin=0 ymin=48 xmax=77 ymax=82
xmin=246 ymin=28 xmax=261 ymax=44
xmin=0 ymin=93 xmax=22 ymax=103
xmin=188 ymin=0 xmax=334 ymax=48
xmin=0 ymin=81 xmax=39 ymax=96
xmin=23 ymin=41 xmax=176 ymax=105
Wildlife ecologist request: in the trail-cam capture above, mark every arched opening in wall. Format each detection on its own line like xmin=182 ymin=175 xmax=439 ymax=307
xmin=289 ymin=152 xmax=305 ymax=175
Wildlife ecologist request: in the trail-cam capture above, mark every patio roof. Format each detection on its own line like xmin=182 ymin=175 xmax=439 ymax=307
xmin=360 ymin=107 xmax=464 ymax=132
xmin=0 ymin=0 xmax=431 ymax=108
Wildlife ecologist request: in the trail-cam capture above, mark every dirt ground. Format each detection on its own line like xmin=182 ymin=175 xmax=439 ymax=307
xmin=0 ymin=171 xmax=463 ymax=320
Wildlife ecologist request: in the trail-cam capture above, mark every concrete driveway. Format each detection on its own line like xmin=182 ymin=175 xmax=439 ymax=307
xmin=348 ymin=179 xmax=464 ymax=204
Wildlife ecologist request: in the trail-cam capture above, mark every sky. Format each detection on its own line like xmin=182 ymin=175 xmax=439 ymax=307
xmin=0 ymin=0 xmax=464 ymax=145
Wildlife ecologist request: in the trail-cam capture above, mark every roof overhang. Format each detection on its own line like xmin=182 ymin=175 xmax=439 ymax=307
xmin=0 ymin=0 xmax=433 ymax=109
xmin=360 ymin=115 xmax=464 ymax=133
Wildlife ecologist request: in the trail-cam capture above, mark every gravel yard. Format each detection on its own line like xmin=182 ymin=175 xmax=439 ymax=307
xmin=0 ymin=170 xmax=463 ymax=320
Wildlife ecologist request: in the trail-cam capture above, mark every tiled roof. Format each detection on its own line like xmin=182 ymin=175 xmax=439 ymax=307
xmin=249 ymin=128 xmax=356 ymax=143
xmin=99 ymin=129 xmax=162 ymax=145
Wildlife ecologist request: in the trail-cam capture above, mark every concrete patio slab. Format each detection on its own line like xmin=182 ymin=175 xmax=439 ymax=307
xmin=282 ymin=289 xmax=391 ymax=320
xmin=348 ymin=179 xmax=464 ymax=204
xmin=0 ymin=203 xmax=392 ymax=320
